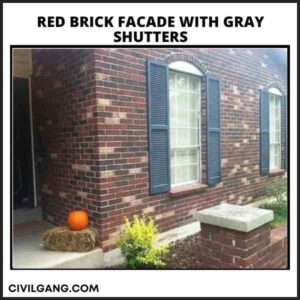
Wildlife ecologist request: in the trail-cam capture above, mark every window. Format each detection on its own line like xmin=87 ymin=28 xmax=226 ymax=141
xmin=169 ymin=69 xmax=201 ymax=187
xmin=147 ymin=59 xmax=221 ymax=195
xmin=269 ymin=92 xmax=281 ymax=170
xmin=260 ymin=86 xmax=285 ymax=175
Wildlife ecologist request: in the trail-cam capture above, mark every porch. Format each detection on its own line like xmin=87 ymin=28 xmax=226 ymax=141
xmin=13 ymin=217 xmax=103 ymax=269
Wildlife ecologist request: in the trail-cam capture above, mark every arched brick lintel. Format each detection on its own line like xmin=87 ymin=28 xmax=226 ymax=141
xmin=164 ymin=52 xmax=208 ymax=75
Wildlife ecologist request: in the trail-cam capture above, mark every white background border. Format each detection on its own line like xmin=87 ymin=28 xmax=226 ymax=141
xmin=2 ymin=2 xmax=298 ymax=297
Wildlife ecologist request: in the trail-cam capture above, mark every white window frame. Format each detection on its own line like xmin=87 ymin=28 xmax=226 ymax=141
xmin=268 ymin=87 xmax=282 ymax=171
xmin=169 ymin=61 xmax=202 ymax=188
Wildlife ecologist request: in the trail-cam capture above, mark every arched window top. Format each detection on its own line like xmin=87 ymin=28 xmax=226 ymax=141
xmin=268 ymin=87 xmax=283 ymax=96
xmin=169 ymin=61 xmax=203 ymax=76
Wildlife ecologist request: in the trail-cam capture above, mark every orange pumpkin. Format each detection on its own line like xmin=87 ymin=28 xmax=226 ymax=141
xmin=67 ymin=210 xmax=89 ymax=231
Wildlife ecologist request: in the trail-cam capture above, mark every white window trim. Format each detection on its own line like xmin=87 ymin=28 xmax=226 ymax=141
xmin=169 ymin=61 xmax=202 ymax=188
xmin=268 ymin=87 xmax=283 ymax=96
xmin=268 ymin=87 xmax=282 ymax=171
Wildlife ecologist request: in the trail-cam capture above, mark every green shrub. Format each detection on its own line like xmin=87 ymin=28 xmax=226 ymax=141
xmin=266 ymin=178 xmax=287 ymax=204
xmin=260 ymin=201 xmax=287 ymax=228
xmin=117 ymin=215 xmax=169 ymax=269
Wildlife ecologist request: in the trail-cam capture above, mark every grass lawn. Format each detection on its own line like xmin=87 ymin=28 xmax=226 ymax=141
xmin=259 ymin=201 xmax=287 ymax=228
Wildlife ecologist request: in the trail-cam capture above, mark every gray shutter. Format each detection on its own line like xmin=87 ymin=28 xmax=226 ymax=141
xmin=206 ymin=75 xmax=221 ymax=186
xmin=260 ymin=89 xmax=270 ymax=175
xmin=147 ymin=59 xmax=170 ymax=195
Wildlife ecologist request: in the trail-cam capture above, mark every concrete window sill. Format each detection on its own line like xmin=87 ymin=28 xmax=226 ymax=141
xmin=169 ymin=183 xmax=207 ymax=198
xmin=268 ymin=169 xmax=286 ymax=177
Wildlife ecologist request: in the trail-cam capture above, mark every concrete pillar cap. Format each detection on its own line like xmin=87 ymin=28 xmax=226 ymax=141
xmin=194 ymin=203 xmax=273 ymax=232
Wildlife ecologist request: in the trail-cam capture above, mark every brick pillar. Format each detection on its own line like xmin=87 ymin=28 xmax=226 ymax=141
xmin=199 ymin=223 xmax=271 ymax=268
xmin=194 ymin=203 xmax=274 ymax=269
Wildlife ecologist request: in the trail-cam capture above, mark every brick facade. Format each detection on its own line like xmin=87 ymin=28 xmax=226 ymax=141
xmin=31 ymin=49 xmax=103 ymax=243
xmin=31 ymin=48 xmax=287 ymax=251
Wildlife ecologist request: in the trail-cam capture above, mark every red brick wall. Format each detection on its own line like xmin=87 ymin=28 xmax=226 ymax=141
xmin=198 ymin=223 xmax=287 ymax=268
xmin=267 ymin=224 xmax=288 ymax=268
xmin=31 ymin=49 xmax=104 ymax=244
xmin=32 ymin=48 xmax=287 ymax=251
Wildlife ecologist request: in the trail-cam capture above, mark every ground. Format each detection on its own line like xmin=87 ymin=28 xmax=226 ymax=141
xmin=104 ymin=234 xmax=205 ymax=269
xmin=162 ymin=234 xmax=205 ymax=269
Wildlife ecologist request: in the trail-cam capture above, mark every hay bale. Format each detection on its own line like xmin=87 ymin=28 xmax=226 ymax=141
xmin=43 ymin=227 xmax=99 ymax=252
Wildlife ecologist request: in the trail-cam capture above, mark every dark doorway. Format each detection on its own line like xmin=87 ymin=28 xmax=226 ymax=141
xmin=13 ymin=77 xmax=35 ymax=209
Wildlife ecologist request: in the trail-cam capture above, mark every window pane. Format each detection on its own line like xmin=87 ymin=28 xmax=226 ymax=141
xmin=189 ymin=93 xmax=199 ymax=110
xmin=177 ymin=129 xmax=189 ymax=146
xmin=270 ymin=144 xmax=274 ymax=170
xmin=176 ymin=166 xmax=188 ymax=184
xmin=270 ymin=144 xmax=279 ymax=170
xmin=189 ymin=76 xmax=200 ymax=93
xmin=177 ymin=92 xmax=188 ymax=110
xmin=270 ymin=96 xmax=275 ymax=114
xmin=176 ymin=149 xmax=188 ymax=166
xmin=274 ymin=144 xmax=280 ymax=168
xmin=176 ymin=74 xmax=188 ymax=91
xmin=275 ymin=155 xmax=280 ymax=169
xmin=188 ymin=164 xmax=198 ymax=182
xmin=189 ymin=129 xmax=199 ymax=146
xmin=190 ymin=111 xmax=198 ymax=128
xmin=170 ymin=90 xmax=176 ymax=104
xmin=177 ymin=110 xmax=189 ymax=127
xmin=270 ymin=106 xmax=275 ymax=120
xmin=275 ymin=107 xmax=280 ymax=119
xmin=187 ymin=149 xmax=198 ymax=164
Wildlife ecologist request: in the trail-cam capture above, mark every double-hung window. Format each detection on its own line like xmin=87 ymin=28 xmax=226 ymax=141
xmin=269 ymin=92 xmax=281 ymax=170
xmin=260 ymin=86 xmax=286 ymax=175
xmin=169 ymin=64 xmax=201 ymax=187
